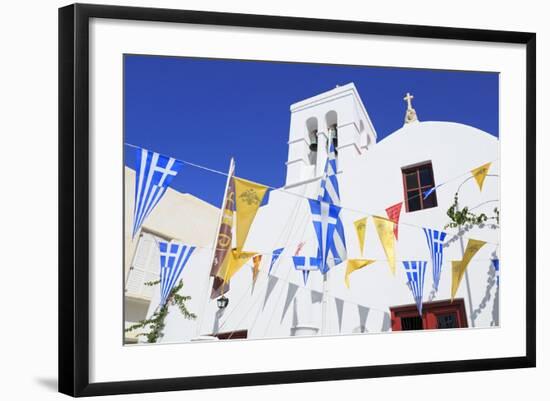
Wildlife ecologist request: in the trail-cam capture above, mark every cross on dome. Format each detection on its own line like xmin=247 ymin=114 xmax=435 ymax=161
xmin=404 ymin=92 xmax=414 ymax=109
xmin=403 ymin=92 xmax=419 ymax=125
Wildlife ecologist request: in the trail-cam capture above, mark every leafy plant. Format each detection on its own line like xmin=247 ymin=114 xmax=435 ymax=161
xmin=125 ymin=279 xmax=196 ymax=343
xmin=445 ymin=192 xmax=499 ymax=229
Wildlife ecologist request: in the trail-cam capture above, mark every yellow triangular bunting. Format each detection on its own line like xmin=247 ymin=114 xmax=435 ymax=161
xmin=471 ymin=162 xmax=492 ymax=191
xmin=373 ymin=216 xmax=396 ymax=275
xmin=451 ymin=238 xmax=486 ymax=300
xmin=354 ymin=217 xmax=368 ymax=256
xmin=218 ymin=249 xmax=257 ymax=283
xmin=345 ymin=259 xmax=376 ymax=288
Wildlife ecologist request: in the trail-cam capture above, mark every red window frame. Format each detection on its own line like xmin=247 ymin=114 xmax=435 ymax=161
xmin=390 ymin=299 xmax=468 ymax=331
xmin=401 ymin=161 xmax=437 ymax=212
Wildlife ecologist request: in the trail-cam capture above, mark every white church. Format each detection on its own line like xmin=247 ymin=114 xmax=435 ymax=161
xmin=124 ymin=83 xmax=500 ymax=344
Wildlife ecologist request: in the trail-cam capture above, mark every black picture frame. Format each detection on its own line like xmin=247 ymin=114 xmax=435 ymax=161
xmin=59 ymin=3 xmax=536 ymax=397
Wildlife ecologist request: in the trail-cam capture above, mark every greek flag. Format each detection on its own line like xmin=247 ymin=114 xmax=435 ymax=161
xmin=158 ymin=241 xmax=195 ymax=306
xmin=423 ymin=228 xmax=447 ymax=291
xmin=269 ymin=248 xmax=284 ymax=275
xmin=292 ymin=256 xmax=321 ymax=285
xmin=317 ymin=139 xmax=347 ymax=270
xmin=132 ymin=148 xmax=183 ymax=238
xmin=491 ymin=258 xmax=500 ymax=286
xmin=402 ymin=261 xmax=427 ymax=315
xmin=308 ymin=199 xmax=342 ymax=274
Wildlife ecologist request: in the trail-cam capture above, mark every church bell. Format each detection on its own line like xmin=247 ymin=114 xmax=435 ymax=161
xmin=309 ymin=130 xmax=318 ymax=152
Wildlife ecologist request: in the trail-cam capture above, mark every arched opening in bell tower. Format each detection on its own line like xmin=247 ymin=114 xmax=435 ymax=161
xmin=326 ymin=110 xmax=338 ymax=156
xmin=306 ymin=117 xmax=319 ymax=166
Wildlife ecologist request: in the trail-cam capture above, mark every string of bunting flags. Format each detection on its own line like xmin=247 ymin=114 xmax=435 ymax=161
xmin=127 ymin=143 xmax=498 ymax=311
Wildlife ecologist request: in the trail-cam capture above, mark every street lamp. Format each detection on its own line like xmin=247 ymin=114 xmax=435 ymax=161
xmin=217 ymin=295 xmax=229 ymax=310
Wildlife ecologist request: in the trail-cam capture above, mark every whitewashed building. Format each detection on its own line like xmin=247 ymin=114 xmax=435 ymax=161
xmin=124 ymin=83 xmax=499 ymax=344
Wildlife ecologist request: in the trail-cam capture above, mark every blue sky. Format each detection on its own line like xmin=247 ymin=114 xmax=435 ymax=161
xmin=124 ymin=55 xmax=498 ymax=207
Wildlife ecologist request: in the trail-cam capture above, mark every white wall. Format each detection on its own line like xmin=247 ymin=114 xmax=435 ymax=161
xmin=0 ymin=0 xmax=546 ymax=401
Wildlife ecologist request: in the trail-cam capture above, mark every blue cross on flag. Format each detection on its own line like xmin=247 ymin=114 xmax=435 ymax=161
xmin=308 ymin=198 xmax=342 ymax=274
xmin=158 ymin=241 xmax=195 ymax=306
xmin=292 ymin=256 xmax=321 ymax=285
xmin=422 ymin=228 xmax=447 ymax=291
xmin=132 ymin=148 xmax=183 ymax=238
xmin=316 ymin=138 xmax=347 ymax=271
xmin=319 ymin=139 xmax=340 ymax=205
xmin=402 ymin=260 xmax=427 ymax=316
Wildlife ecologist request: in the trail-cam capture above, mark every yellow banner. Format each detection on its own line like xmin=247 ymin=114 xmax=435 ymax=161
xmin=234 ymin=177 xmax=268 ymax=253
xmin=471 ymin=162 xmax=492 ymax=191
xmin=373 ymin=216 xmax=396 ymax=275
xmin=218 ymin=249 xmax=257 ymax=283
xmin=354 ymin=217 xmax=367 ymax=256
xmin=345 ymin=259 xmax=375 ymax=288
xmin=252 ymin=254 xmax=262 ymax=284
xmin=451 ymin=238 xmax=486 ymax=300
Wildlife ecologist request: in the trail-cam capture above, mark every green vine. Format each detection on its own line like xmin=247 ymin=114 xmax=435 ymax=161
xmin=125 ymin=279 xmax=196 ymax=343
xmin=445 ymin=192 xmax=499 ymax=229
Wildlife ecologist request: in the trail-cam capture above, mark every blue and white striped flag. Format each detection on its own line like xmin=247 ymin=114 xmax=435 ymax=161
xmin=402 ymin=260 xmax=427 ymax=315
xmin=158 ymin=241 xmax=195 ymax=307
xmin=269 ymin=248 xmax=284 ymax=275
xmin=132 ymin=148 xmax=183 ymax=238
xmin=317 ymin=138 xmax=347 ymax=270
xmin=422 ymin=228 xmax=447 ymax=291
xmin=308 ymin=199 xmax=342 ymax=274
xmin=292 ymin=256 xmax=321 ymax=285
xmin=491 ymin=258 xmax=500 ymax=286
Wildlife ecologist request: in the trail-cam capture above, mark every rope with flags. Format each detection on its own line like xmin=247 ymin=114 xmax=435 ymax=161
xmin=132 ymin=148 xmax=183 ymax=238
xmin=126 ymin=142 xmax=499 ymax=246
xmin=126 ymin=143 xmax=498 ymax=321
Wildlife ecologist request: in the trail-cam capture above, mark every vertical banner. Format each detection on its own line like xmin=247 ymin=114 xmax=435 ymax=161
xmin=345 ymin=259 xmax=375 ymax=288
xmin=470 ymin=162 xmax=492 ymax=191
xmin=354 ymin=217 xmax=367 ymax=256
xmin=234 ymin=177 xmax=268 ymax=253
xmin=318 ymin=137 xmax=347 ymax=270
xmin=373 ymin=216 xmax=396 ymax=275
xmin=385 ymin=202 xmax=403 ymax=240
xmin=209 ymin=160 xmax=235 ymax=299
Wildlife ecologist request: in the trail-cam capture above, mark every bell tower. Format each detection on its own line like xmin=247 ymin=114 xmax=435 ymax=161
xmin=284 ymin=83 xmax=377 ymax=188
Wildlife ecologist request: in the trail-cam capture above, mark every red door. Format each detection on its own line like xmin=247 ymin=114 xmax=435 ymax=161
xmin=390 ymin=299 xmax=468 ymax=331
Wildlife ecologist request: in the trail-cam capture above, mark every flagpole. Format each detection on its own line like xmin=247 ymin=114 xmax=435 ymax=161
xmin=195 ymin=157 xmax=235 ymax=337
xmin=456 ymin=196 xmax=476 ymax=328
xmin=321 ymin=270 xmax=329 ymax=335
